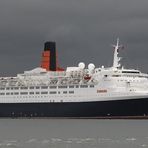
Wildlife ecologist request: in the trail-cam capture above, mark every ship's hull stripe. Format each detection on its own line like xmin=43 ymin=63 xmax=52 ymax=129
xmin=0 ymin=97 xmax=147 ymax=118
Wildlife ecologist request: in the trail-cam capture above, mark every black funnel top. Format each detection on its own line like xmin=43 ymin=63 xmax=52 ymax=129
xmin=44 ymin=42 xmax=56 ymax=51
xmin=44 ymin=41 xmax=56 ymax=71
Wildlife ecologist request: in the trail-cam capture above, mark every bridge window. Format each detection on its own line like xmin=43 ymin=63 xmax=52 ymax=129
xmin=20 ymin=92 xmax=28 ymax=95
xmin=80 ymin=85 xmax=88 ymax=88
xmin=14 ymin=92 xmax=19 ymax=95
xmin=90 ymin=85 xmax=94 ymax=88
xmin=0 ymin=93 xmax=5 ymax=95
xmin=50 ymin=86 xmax=57 ymax=89
xmin=63 ymin=91 xmax=67 ymax=94
xmin=41 ymin=86 xmax=48 ymax=89
xmin=69 ymin=85 xmax=74 ymax=88
xmin=41 ymin=92 xmax=48 ymax=94
xmin=29 ymin=87 xmax=34 ymax=89
xmin=50 ymin=91 xmax=57 ymax=94
xmin=58 ymin=86 xmax=67 ymax=89
xmin=29 ymin=92 xmax=34 ymax=95
xmin=69 ymin=91 xmax=74 ymax=94
xmin=122 ymin=71 xmax=140 ymax=74
xmin=20 ymin=87 xmax=28 ymax=90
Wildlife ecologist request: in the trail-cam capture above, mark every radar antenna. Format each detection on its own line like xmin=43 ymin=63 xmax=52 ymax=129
xmin=112 ymin=38 xmax=123 ymax=69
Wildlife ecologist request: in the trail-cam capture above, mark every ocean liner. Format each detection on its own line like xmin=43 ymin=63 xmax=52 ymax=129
xmin=0 ymin=39 xmax=148 ymax=118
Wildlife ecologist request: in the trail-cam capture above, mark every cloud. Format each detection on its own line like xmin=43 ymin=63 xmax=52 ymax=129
xmin=0 ymin=0 xmax=148 ymax=75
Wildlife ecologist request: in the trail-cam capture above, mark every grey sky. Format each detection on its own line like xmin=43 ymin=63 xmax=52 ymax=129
xmin=0 ymin=0 xmax=148 ymax=76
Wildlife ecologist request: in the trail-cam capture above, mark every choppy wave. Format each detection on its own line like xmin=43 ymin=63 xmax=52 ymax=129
xmin=141 ymin=144 xmax=147 ymax=147
xmin=26 ymin=138 xmax=38 ymax=143
xmin=0 ymin=140 xmax=19 ymax=148
xmin=125 ymin=137 xmax=137 ymax=141
xmin=0 ymin=136 xmax=147 ymax=148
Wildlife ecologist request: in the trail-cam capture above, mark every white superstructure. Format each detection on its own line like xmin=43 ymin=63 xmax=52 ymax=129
xmin=0 ymin=39 xmax=148 ymax=103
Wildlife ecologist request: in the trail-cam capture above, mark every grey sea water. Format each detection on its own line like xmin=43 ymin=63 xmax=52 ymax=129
xmin=0 ymin=119 xmax=147 ymax=148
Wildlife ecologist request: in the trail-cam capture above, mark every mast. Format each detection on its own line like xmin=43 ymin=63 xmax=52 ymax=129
xmin=112 ymin=38 xmax=122 ymax=69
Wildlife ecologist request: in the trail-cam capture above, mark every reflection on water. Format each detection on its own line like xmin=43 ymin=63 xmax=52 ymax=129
xmin=0 ymin=119 xmax=147 ymax=148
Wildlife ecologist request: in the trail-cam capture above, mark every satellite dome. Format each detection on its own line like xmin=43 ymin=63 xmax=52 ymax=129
xmin=88 ymin=63 xmax=95 ymax=70
xmin=78 ymin=62 xmax=85 ymax=69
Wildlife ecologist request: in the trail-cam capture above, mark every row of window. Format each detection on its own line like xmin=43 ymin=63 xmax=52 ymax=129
xmin=122 ymin=71 xmax=140 ymax=74
xmin=0 ymin=91 xmax=75 ymax=96
xmin=117 ymin=79 xmax=141 ymax=82
xmin=0 ymin=85 xmax=94 ymax=90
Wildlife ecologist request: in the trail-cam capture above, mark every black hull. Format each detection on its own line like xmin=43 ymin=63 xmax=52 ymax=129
xmin=0 ymin=98 xmax=148 ymax=118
